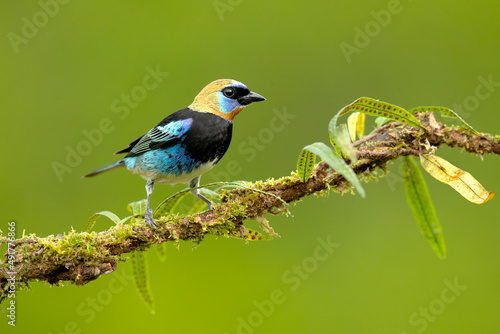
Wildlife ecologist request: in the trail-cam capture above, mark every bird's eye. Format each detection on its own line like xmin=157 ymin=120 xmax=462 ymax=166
xmin=222 ymin=87 xmax=236 ymax=98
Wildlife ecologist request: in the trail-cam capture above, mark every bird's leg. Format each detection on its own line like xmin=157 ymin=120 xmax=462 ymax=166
xmin=145 ymin=178 xmax=157 ymax=228
xmin=189 ymin=176 xmax=213 ymax=210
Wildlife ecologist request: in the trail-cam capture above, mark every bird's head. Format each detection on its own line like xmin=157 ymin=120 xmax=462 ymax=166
xmin=188 ymin=79 xmax=266 ymax=121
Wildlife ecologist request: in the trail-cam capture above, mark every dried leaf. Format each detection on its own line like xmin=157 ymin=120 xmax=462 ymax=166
xmin=420 ymin=154 xmax=494 ymax=204
xmin=408 ymin=106 xmax=479 ymax=135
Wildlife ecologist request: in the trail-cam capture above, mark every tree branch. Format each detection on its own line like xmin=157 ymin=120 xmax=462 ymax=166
xmin=1 ymin=112 xmax=498 ymax=296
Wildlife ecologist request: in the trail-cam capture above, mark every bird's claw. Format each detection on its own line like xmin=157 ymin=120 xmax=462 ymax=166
xmin=144 ymin=208 xmax=158 ymax=228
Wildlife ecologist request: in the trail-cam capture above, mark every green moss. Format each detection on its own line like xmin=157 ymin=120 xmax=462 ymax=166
xmin=257 ymin=175 xmax=297 ymax=189
xmin=251 ymin=180 xmax=265 ymax=189
xmin=114 ymin=224 xmax=135 ymax=239
xmin=274 ymin=175 xmax=298 ymax=187
xmin=208 ymin=220 xmax=237 ymax=239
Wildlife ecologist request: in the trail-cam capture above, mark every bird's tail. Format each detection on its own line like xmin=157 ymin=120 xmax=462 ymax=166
xmin=83 ymin=160 xmax=126 ymax=178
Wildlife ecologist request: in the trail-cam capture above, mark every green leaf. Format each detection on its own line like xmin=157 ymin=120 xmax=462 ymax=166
xmin=131 ymin=251 xmax=155 ymax=314
xmin=297 ymin=149 xmax=316 ymax=182
xmin=402 ymin=156 xmax=446 ymax=258
xmin=329 ymin=97 xmax=422 ymax=160
xmin=155 ymin=182 xmax=288 ymax=216
xmin=155 ymin=243 xmax=168 ymax=262
xmin=186 ymin=200 xmax=208 ymax=215
xmin=127 ymin=199 xmax=167 ymax=266
xmin=86 ymin=211 xmax=121 ymax=232
xmin=199 ymin=188 xmax=220 ymax=202
xmin=374 ymin=116 xmax=392 ymax=128
xmin=329 ymin=133 xmax=344 ymax=158
xmin=334 ymin=124 xmax=357 ymax=162
xmin=154 ymin=187 xmax=218 ymax=217
xmin=154 ymin=192 xmax=189 ymax=217
xmin=408 ymin=106 xmax=479 ymax=135
xmin=327 ymin=109 xmax=345 ymax=157
xmin=303 ymin=142 xmax=365 ymax=198
xmin=328 ymin=108 xmax=342 ymax=138
xmin=127 ymin=199 xmax=147 ymax=215
xmin=340 ymin=97 xmax=424 ymax=129
xmin=244 ymin=228 xmax=274 ymax=241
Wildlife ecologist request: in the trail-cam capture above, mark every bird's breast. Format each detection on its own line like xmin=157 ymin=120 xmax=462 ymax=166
xmin=182 ymin=112 xmax=233 ymax=164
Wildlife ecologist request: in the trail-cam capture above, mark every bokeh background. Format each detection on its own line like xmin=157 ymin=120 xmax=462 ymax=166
xmin=1 ymin=1 xmax=499 ymax=333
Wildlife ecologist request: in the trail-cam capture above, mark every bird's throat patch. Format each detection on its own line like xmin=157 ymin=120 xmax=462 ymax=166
xmin=223 ymin=106 xmax=243 ymax=121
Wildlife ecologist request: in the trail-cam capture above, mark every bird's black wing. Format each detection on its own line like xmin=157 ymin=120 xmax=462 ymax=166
xmin=114 ymin=135 xmax=142 ymax=155
xmin=115 ymin=109 xmax=196 ymax=157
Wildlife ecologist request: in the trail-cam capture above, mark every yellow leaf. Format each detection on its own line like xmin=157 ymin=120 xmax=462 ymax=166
xmin=347 ymin=112 xmax=366 ymax=142
xmin=356 ymin=112 xmax=365 ymax=139
xmin=347 ymin=112 xmax=359 ymax=142
xmin=419 ymin=154 xmax=495 ymax=204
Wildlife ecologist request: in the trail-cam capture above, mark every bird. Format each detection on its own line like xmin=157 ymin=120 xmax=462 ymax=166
xmin=83 ymin=79 xmax=266 ymax=227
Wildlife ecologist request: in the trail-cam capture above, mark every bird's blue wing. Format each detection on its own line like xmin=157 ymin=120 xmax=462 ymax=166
xmin=116 ymin=118 xmax=193 ymax=156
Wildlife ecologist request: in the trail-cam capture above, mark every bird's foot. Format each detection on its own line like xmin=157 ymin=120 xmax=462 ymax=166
xmin=144 ymin=208 xmax=157 ymax=228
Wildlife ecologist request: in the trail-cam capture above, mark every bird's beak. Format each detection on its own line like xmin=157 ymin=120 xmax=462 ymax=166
xmin=238 ymin=91 xmax=266 ymax=105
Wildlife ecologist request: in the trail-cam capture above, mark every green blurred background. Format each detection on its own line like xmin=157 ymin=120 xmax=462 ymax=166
xmin=1 ymin=1 xmax=499 ymax=333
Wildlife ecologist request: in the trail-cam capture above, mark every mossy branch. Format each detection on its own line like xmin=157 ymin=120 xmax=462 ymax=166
xmin=1 ymin=112 xmax=499 ymax=296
